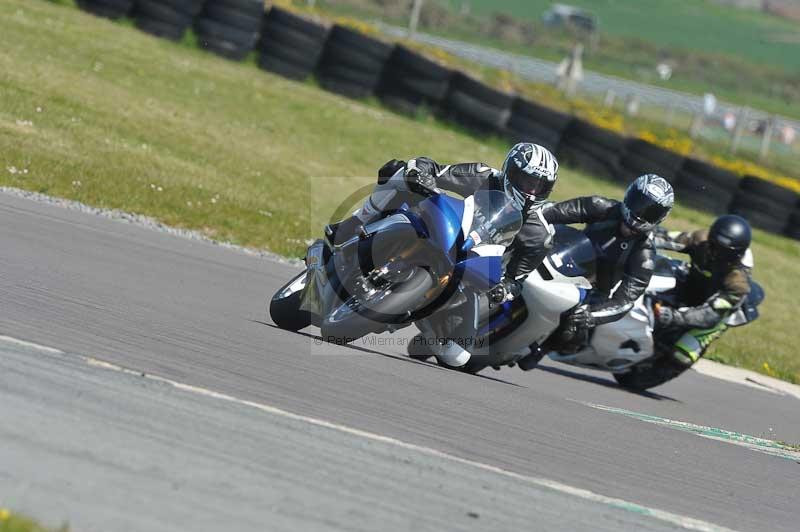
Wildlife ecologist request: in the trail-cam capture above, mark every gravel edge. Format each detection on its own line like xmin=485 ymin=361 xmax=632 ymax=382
xmin=0 ymin=187 xmax=302 ymax=266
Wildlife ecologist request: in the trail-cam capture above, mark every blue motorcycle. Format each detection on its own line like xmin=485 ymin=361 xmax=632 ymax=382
xmin=269 ymin=189 xmax=523 ymax=344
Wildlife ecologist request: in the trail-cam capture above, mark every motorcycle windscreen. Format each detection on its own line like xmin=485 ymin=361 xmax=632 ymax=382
xmin=462 ymin=190 xmax=523 ymax=251
xmin=547 ymin=226 xmax=597 ymax=279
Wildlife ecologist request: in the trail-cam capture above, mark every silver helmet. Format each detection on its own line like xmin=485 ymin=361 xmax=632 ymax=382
xmin=622 ymin=174 xmax=674 ymax=233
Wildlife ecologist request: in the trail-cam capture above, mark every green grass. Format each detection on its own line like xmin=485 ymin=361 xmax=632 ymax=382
xmin=316 ymin=0 xmax=800 ymax=121
xmin=2 ymin=0 xmax=799 ymax=384
xmin=455 ymin=0 xmax=800 ymax=71
xmin=0 ymin=508 xmax=66 ymax=532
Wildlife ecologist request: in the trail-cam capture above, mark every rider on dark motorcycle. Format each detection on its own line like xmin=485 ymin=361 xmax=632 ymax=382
xmin=335 ymin=142 xmax=561 ymax=280
xmin=542 ymin=175 xmax=675 ymax=352
xmin=328 ymin=142 xmax=560 ymax=366
xmin=652 ymin=214 xmax=753 ymax=367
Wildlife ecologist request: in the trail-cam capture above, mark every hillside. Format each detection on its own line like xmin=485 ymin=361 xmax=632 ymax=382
xmin=459 ymin=0 xmax=800 ymax=71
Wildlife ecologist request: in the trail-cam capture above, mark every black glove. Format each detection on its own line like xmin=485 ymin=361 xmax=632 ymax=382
xmin=655 ymin=304 xmax=676 ymax=328
xmin=488 ymin=279 xmax=521 ymax=305
xmin=558 ymin=305 xmax=595 ymax=353
xmin=404 ymin=158 xmax=438 ymax=195
xmin=563 ymin=305 xmax=596 ymax=333
xmin=378 ymin=159 xmax=406 ymax=183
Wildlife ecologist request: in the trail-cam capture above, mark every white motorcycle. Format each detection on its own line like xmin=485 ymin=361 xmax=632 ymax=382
xmin=413 ymin=225 xmax=763 ymax=390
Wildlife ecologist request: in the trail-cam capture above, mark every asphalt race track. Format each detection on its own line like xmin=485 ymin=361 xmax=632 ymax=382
xmin=1 ymin=193 xmax=799 ymax=531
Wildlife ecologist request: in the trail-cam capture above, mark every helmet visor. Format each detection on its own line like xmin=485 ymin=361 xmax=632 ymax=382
xmin=624 ymin=186 xmax=670 ymax=225
xmin=506 ymin=163 xmax=554 ymax=198
xmin=709 ymin=240 xmax=745 ymax=264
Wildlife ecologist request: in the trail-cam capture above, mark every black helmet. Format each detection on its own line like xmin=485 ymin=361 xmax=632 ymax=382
xmin=709 ymin=215 xmax=751 ymax=263
xmin=502 ymin=142 xmax=559 ymax=208
xmin=621 ymin=174 xmax=674 ymax=233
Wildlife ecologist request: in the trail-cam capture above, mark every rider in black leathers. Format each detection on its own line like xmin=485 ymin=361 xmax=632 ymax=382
xmin=542 ymin=175 xmax=675 ymax=351
xmin=651 ymin=214 xmax=753 ymax=366
xmin=345 ymin=143 xmax=561 ymax=367
xmin=359 ymin=142 xmax=561 ymax=281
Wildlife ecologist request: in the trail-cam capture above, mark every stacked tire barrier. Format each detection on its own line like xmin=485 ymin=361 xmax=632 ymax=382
xmin=787 ymin=208 xmax=800 ymax=241
xmin=676 ymin=159 xmax=739 ymax=215
xmin=133 ymin=0 xmax=204 ymax=41
xmin=259 ymin=7 xmax=329 ymax=81
xmin=441 ymin=73 xmax=513 ymax=133
xmin=557 ymin=119 xmax=626 ymax=183
xmin=621 ymin=139 xmax=685 ymax=186
xmin=76 ymin=0 xmax=135 ymax=19
xmin=194 ymin=0 xmax=263 ymax=60
xmin=377 ymin=45 xmax=452 ymax=115
xmin=505 ymin=98 xmax=572 ymax=154
xmin=316 ymin=25 xmax=393 ymax=99
xmin=71 ymin=1 xmax=800 ymax=242
xmin=729 ymin=176 xmax=799 ymax=233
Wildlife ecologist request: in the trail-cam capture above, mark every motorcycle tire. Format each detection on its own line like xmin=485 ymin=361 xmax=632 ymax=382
xmin=613 ymin=357 xmax=689 ymax=391
xmin=320 ymin=267 xmax=434 ymax=345
xmin=407 ymin=333 xmax=434 ymax=361
xmin=269 ymin=270 xmax=312 ymax=331
xmin=452 ymin=358 xmax=488 ymax=374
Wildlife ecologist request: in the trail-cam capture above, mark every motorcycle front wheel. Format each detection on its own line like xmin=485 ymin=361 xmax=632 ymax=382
xmin=320 ymin=267 xmax=434 ymax=345
xmin=269 ymin=270 xmax=312 ymax=331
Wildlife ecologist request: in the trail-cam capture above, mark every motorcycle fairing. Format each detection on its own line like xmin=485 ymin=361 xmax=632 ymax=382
xmin=419 ymin=193 xmax=464 ymax=254
xmin=550 ymin=294 xmax=656 ymax=371
xmin=454 ymin=254 xmax=504 ymax=292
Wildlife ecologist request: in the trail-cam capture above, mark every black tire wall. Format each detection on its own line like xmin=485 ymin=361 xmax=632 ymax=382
xmin=133 ymin=0 xmax=205 ymax=41
xmin=195 ymin=0 xmax=264 ymax=61
xmin=315 ymin=25 xmax=394 ymax=99
xmin=377 ymin=45 xmax=452 ymax=114
xmin=77 ymin=0 xmax=136 ymax=19
xmin=259 ymin=8 xmax=329 ymax=80
xmin=440 ymin=72 xmax=513 ymax=133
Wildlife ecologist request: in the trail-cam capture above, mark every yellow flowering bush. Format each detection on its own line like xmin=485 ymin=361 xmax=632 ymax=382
xmin=571 ymin=101 xmax=625 ymax=133
xmin=709 ymin=156 xmax=800 ymax=193
xmin=331 ymin=16 xmax=380 ymax=36
xmin=638 ymin=129 xmax=694 ymax=155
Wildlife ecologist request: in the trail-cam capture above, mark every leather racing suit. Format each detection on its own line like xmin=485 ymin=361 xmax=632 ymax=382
xmin=543 ymin=196 xmax=658 ymax=331
xmin=352 ymin=157 xmax=556 ymax=366
xmin=652 ymin=229 xmax=753 ymax=365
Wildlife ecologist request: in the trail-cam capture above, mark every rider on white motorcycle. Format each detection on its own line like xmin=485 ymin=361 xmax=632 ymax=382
xmin=652 ymin=214 xmax=754 ymax=367
xmin=541 ymin=175 xmax=675 ymax=353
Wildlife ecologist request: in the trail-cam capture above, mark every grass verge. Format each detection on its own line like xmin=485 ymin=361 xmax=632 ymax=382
xmin=0 ymin=508 xmax=65 ymax=532
xmin=2 ymin=0 xmax=799 ymax=383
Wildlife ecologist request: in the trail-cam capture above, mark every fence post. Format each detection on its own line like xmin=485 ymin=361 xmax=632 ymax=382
xmin=665 ymin=102 xmax=676 ymax=128
xmin=729 ymin=107 xmax=749 ymax=155
xmin=603 ymin=89 xmax=616 ymax=108
xmin=409 ymin=0 xmax=424 ymax=37
xmin=759 ymin=116 xmax=775 ymax=161
xmin=689 ymin=113 xmax=704 ymax=139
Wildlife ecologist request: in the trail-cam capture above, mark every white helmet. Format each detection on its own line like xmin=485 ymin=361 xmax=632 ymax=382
xmin=502 ymin=143 xmax=559 ymax=208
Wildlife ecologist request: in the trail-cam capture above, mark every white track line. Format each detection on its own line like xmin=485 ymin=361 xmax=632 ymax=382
xmin=581 ymin=402 xmax=800 ymax=462
xmin=1 ymin=335 xmax=736 ymax=532
xmin=0 ymin=335 xmax=64 ymax=354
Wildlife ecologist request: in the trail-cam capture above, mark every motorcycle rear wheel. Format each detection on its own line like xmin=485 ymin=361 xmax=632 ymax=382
xmin=269 ymin=270 xmax=312 ymax=331
xmin=613 ymin=356 xmax=689 ymax=391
